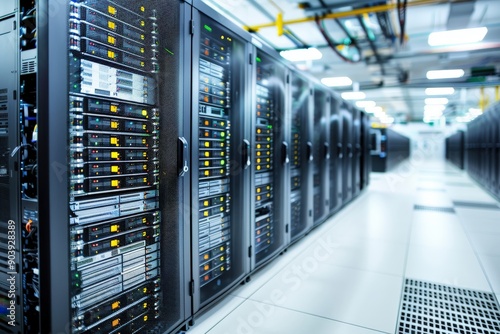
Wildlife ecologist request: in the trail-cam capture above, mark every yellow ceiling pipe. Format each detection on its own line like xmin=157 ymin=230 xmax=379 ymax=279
xmin=244 ymin=0 xmax=449 ymax=32
xmin=496 ymin=86 xmax=499 ymax=101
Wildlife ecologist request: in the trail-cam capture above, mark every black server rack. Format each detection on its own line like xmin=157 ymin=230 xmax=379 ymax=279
xmin=360 ymin=111 xmax=371 ymax=190
xmin=1 ymin=3 xmax=22 ymax=332
xmin=351 ymin=106 xmax=362 ymax=197
xmin=371 ymin=128 xmax=410 ymax=172
xmin=328 ymin=94 xmax=343 ymax=215
xmin=312 ymin=86 xmax=330 ymax=226
xmin=465 ymin=103 xmax=500 ymax=200
xmin=445 ymin=130 xmax=465 ymax=170
xmin=340 ymin=102 xmax=353 ymax=204
xmin=190 ymin=2 xmax=251 ymax=313
xmin=289 ymin=71 xmax=313 ymax=241
xmin=249 ymin=44 xmax=290 ymax=269
xmin=3 ymin=1 xmax=192 ymax=332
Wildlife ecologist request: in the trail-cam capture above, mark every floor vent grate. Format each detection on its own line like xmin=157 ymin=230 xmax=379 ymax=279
xmin=397 ymin=278 xmax=500 ymax=334
xmin=414 ymin=205 xmax=455 ymax=213
xmin=453 ymin=201 xmax=500 ymax=210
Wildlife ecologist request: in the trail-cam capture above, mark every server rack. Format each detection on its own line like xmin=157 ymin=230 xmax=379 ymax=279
xmin=190 ymin=1 xmax=251 ymax=313
xmin=312 ymin=85 xmax=330 ymax=226
xmin=465 ymin=103 xmax=500 ymax=199
xmin=351 ymin=106 xmax=362 ymax=197
xmin=2 ymin=1 xmax=192 ymax=332
xmin=371 ymin=128 xmax=410 ymax=172
xmin=360 ymin=111 xmax=371 ymax=190
xmin=249 ymin=43 xmax=290 ymax=269
xmin=328 ymin=93 xmax=343 ymax=215
xmin=0 ymin=3 xmax=22 ymax=332
xmin=445 ymin=130 xmax=465 ymax=170
xmin=289 ymin=71 xmax=313 ymax=241
xmin=340 ymin=102 xmax=353 ymax=204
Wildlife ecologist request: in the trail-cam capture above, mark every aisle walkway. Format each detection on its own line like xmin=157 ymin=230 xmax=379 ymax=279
xmin=187 ymin=159 xmax=500 ymax=334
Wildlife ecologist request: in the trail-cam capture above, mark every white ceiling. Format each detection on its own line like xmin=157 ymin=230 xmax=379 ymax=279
xmin=202 ymin=0 xmax=500 ymax=124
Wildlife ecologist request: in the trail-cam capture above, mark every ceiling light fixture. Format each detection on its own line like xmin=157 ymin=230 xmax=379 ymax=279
xmin=355 ymin=100 xmax=376 ymax=108
xmin=279 ymin=47 xmax=323 ymax=62
xmin=425 ymin=98 xmax=449 ymax=105
xmin=321 ymin=76 xmax=352 ymax=87
xmin=365 ymin=106 xmax=382 ymax=113
xmin=426 ymin=69 xmax=464 ymax=80
xmin=341 ymin=91 xmax=366 ymax=100
xmin=425 ymin=87 xmax=455 ymax=95
xmin=428 ymin=27 xmax=488 ymax=46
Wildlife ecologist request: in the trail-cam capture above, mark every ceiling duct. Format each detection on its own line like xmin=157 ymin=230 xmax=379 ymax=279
xmin=447 ymin=1 xmax=476 ymax=30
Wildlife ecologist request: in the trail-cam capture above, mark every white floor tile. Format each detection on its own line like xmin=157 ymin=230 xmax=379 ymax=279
xmin=405 ymin=244 xmax=491 ymax=292
xmin=468 ymin=232 xmax=500 ymax=257
xmin=205 ymin=300 xmax=384 ymax=334
xmin=476 ymin=254 xmax=500 ymax=293
xmin=249 ymin=264 xmax=402 ymax=333
xmin=414 ymin=192 xmax=453 ymax=207
xmin=410 ymin=212 xmax=471 ymax=251
xmin=188 ymin=296 xmax=246 ymax=334
xmin=292 ymin=234 xmax=407 ymax=276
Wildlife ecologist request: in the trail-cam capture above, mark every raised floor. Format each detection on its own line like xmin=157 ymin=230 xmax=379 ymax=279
xmin=185 ymin=157 xmax=500 ymax=334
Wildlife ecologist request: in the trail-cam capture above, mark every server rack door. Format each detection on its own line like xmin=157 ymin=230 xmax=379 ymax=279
xmin=290 ymin=72 xmax=313 ymax=241
xmin=191 ymin=9 xmax=250 ymax=311
xmin=250 ymin=48 xmax=289 ymax=269
xmin=351 ymin=107 xmax=361 ymax=197
xmin=341 ymin=105 xmax=353 ymax=204
xmin=0 ymin=10 xmax=23 ymax=333
xmin=328 ymin=94 xmax=342 ymax=214
xmin=39 ymin=1 xmax=184 ymax=332
xmin=312 ymin=86 xmax=330 ymax=226
xmin=360 ymin=111 xmax=371 ymax=190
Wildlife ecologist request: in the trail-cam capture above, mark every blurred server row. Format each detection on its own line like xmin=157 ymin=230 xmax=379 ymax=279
xmin=371 ymin=128 xmax=410 ymax=172
xmin=463 ymin=102 xmax=500 ymax=199
xmin=0 ymin=1 xmax=371 ymax=333
xmin=445 ymin=130 xmax=465 ymax=170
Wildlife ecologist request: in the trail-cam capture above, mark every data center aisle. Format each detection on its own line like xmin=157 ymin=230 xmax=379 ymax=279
xmin=185 ymin=157 xmax=500 ymax=334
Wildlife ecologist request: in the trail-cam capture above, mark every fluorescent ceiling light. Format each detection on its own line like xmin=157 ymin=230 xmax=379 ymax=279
xmin=425 ymin=87 xmax=455 ymax=95
xmin=341 ymin=91 xmax=366 ymax=100
xmin=425 ymin=98 xmax=448 ymax=105
xmin=428 ymin=27 xmax=488 ymax=46
xmin=321 ymin=76 xmax=352 ymax=87
xmin=356 ymin=100 xmax=376 ymax=108
xmin=424 ymin=105 xmax=446 ymax=112
xmin=426 ymin=69 xmax=464 ymax=80
xmin=280 ymin=48 xmax=322 ymax=62
xmin=365 ymin=106 xmax=382 ymax=113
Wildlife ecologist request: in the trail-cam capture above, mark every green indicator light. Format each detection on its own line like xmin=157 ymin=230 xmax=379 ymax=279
xmin=221 ymin=160 xmax=225 ymax=166
xmin=204 ymin=24 xmax=212 ymax=32
xmin=221 ymin=132 xmax=225 ymax=137
xmin=267 ymin=125 xmax=272 ymax=129
xmin=96 ymin=101 xmax=99 ymax=104
xmin=256 ymin=57 xmax=261 ymax=62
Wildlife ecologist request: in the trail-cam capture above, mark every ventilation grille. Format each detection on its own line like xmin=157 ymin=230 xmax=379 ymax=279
xmin=414 ymin=205 xmax=455 ymax=213
xmin=398 ymin=278 xmax=500 ymax=334
xmin=21 ymin=59 xmax=37 ymax=74
xmin=453 ymin=201 xmax=500 ymax=210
